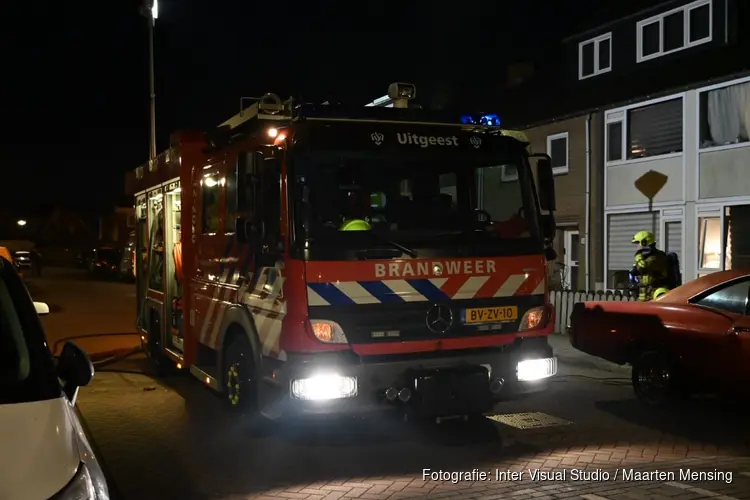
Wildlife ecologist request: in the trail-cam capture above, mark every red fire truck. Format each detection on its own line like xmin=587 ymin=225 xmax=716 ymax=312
xmin=126 ymin=83 xmax=559 ymax=421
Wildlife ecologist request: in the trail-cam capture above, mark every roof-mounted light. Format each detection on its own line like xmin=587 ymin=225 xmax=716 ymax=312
xmin=461 ymin=114 xmax=501 ymax=127
xmin=387 ymin=82 xmax=416 ymax=108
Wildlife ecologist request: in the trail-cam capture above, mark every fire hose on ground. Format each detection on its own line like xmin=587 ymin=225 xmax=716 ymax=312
xmin=53 ymin=332 xmax=147 ymax=373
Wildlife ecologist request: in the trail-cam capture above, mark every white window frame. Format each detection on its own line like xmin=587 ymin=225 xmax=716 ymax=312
xmin=636 ymin=0 xmax=712 ymax=63
xmin=661 ymin=213 xmax=684 ymax=276
xmin=697 ymin=74 xmax=750 ymax=153
xmin=696 ymin=206 xmax=724 ymax=275
xmin=563 ymin=229 xmax=580 ymax=290
xmin=578 ymin=32 xmax=612 ymax=80
xmin=603 ymin=93 xmax=685 ymax=168
xmin=546 ymin=132 xmax=569 ymax=175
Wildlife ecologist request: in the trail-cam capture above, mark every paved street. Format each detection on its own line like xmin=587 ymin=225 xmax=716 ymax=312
xmin=34 ymin=271 xmax=750 ymax=500
xmin=26 ymin=268 xmax=140 ymax=357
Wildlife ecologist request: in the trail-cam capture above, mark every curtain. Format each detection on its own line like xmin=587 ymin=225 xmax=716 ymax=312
xmin=707 ymin=82 xmax=750 ymax=146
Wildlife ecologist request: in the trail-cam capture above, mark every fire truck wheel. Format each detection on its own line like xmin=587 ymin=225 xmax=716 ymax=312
xmin=223 ymin=334 xmax=259 ymax=415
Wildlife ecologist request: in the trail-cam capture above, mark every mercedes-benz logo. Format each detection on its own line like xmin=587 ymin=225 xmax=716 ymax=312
xmin=425 ymin=304 xmax=454 ymax=334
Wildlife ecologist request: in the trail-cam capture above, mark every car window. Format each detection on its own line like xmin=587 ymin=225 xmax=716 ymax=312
xmin=694 ymin=279 xmax=750 ymax=315
xmin=0 ymin=260 xmax=60 ymax=404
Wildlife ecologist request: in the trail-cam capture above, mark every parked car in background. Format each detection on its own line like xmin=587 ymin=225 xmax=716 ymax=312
xmin=0 ymin=253 xmax=110 ymax=499
xmin=569 ymin=270 xmax=750 ymax=406
xmin=88 ymin=247 xmax=123 ymax=279
xmin=12 ymin=251 xmax=31 ymax=270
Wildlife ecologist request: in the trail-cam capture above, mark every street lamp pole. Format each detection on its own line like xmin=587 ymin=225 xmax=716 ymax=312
xmin=142 ymin=0 xmax=158 ymax=160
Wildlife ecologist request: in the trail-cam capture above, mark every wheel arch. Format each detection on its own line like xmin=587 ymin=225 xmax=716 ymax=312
xmin=216 ymin=305 xmax=263 ymax=380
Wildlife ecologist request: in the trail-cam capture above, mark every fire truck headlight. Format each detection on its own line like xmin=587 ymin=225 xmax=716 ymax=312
xmin=517 ymin=358 xmax=557 ymax=382
xmin=310 ymin=320 xmax=348 ymax=344
xmin=291 ymin=373 xmax=358 ymax=401
xmin=518 ymin=305 xmax=552 ymax=331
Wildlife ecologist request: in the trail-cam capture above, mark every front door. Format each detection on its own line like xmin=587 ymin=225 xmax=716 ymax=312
xmin=563 ymin=230 xmax=579 ymax=291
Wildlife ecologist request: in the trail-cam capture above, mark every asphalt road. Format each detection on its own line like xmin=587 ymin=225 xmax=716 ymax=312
xmin=26 ymin=268 xmax=140 ymax=356
xmin=34 ymin=270 xmax=750 ymax=500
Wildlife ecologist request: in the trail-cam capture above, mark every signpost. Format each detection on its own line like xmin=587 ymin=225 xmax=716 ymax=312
xmin=634 ymin=170 xmax=668 ymax=236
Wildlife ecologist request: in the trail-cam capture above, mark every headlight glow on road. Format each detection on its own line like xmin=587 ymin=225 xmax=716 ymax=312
xmin=517 ymin=357 xmax=557 ymax=382
xmin=291 ymin=374 xmax=357 ymax=401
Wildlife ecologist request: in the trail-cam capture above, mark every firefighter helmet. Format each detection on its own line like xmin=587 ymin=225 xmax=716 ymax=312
xmin=632 ymin=230 xmax=656 ymax=246
xmin=339 ymin=219 xmax=371 ymax=231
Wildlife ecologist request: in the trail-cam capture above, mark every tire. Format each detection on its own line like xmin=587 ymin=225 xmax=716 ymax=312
xmin=631 ymin=350 xmax=686 ymax=406
xmin=223 ymin=334 xmax=260 ymax=415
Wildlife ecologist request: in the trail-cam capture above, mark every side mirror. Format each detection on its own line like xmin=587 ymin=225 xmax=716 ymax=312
xmin=536 ymin=157 xmax=556 ymax=212
xmin=545 ymin=247 xmax=558 ymax=261
xmin=57 ymin=341 xmax=94 ymax=403
xmin=540 ymin=214 xmax=556 ymax=239
xmin=33 ymin=301 xmax=50 ymax=315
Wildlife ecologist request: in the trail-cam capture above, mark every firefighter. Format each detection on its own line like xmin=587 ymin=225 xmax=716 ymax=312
xmin=630 ymin=230 xmax=670 ymax=301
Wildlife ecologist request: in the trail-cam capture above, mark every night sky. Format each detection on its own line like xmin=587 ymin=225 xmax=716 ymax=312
xmin=0 ymin=0 xmax=663 ymax=213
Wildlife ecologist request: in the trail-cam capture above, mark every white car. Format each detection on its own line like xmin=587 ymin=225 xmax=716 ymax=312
xmin=0 ymin=256 xmax=110 ymax=499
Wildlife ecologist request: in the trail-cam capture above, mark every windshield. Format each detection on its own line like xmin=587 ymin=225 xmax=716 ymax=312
xmin=0 ymin=262 xmax=60 ymax=404
xmin=291 ymin=154 xmax=541 ymax=259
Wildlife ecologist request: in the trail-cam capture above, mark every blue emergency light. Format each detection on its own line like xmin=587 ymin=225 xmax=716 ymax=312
xmin=460 ymin=114 xmax=501 ymax=126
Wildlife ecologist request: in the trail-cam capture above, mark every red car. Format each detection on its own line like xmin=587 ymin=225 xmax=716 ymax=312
xmin=569 ymin=269 xmax=750 ymax=405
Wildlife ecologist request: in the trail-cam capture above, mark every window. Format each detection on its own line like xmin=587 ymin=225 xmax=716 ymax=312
xmin=225 ymin=167 xmax=238 ymax=233
xmin=260 ymin=163 xmax=281 ymax=240
xmin=698 ymin=216 xmax=721 ymax=271
xmin=697 ymin=205 xmax=750 ymax=276
xmin=606 ymin=121 xmax=623 ymax=162
xmin=627 ymin=99 xmax=683 ymax=159
xmin=578 ymin=33 xmax=612 ymax=80
xmin=637 ymin=0 xmax=712 ymax=62
xmin=694 ymin=279 xmax=750 ymax=315
xmin=147 ymin=191 xmax=164 ymax=291
xmin=699 ymin=80 xmax=750 ymax=149
xmin=201 ymin=175 xmax=221 ymax=234
xmin=546 ymin=132 xmax=569 ymax=174
xmin=0 ymin=264 xmax=60 ymax=405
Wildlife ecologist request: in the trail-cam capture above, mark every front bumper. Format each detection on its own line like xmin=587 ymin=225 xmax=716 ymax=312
xmin=258 ymin=337 xmax=557 ymax=419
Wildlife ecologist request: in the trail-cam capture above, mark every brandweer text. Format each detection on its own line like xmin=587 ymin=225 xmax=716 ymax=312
xmin=396 ymin=133 xmax=459 ymax=147
xmin=374 ymin=260 xmax=497 ymax=278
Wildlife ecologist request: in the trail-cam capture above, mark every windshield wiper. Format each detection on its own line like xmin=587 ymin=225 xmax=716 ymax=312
xmin=369 ymin=233 xmax=419 ymax=258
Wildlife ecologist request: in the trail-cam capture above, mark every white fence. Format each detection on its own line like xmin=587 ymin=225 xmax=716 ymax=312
xmin=550 ymin=290 xmax=636 ymax=334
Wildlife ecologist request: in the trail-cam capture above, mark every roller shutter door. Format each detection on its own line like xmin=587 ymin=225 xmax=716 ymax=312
xmin=607 ymin=211 xmax=661 ymax=276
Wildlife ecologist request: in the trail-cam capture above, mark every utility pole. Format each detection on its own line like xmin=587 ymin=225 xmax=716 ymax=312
xmin=141 ymin=0 xmax=158 ymax=160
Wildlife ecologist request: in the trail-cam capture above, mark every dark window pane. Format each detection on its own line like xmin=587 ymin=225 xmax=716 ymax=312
xmin=696 ymin=280 xmax=750 ymax=315
xmin=581 ymin=42 xmax=594 ymax=76
xmin=689 ymin=4 xmax=710 ymax=42
xmin=664 ymin=11 xmax=685 ymax=52
xmin=627 ymin=99 xmax=683 ymax=158
xmin=607 ymin=122 xmax=623 ymax=161
xmin=642 ymin=21 xmax=660 ymax=57
xmin=550 ymin=138 xmax=567 ymax=168
xmin=598 ymin=38 xmax=611 ymax=70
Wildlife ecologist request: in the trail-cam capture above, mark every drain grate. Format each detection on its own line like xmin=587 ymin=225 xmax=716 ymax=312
xmin=486 ymin=412 xmax=573 ymax=429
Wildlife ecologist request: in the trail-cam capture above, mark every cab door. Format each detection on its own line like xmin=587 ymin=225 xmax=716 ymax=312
xmin=235 ymin=149 xmax=287 ymax=356
xmin=191 ymin=160 xmax=230 ymax=351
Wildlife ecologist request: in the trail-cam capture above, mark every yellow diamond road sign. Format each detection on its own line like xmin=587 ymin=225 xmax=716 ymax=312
xmin=634 ymin=170 xmax=668 ymax=200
